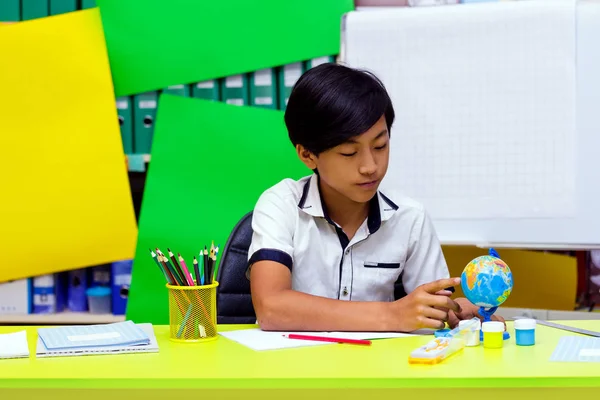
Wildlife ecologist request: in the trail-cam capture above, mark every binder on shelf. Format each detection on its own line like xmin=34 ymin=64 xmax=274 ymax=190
xmin=21 ymin=0 xmax=49 ymax=20
xmin=67 ymin=269 xmax=88 ymax=312
xmin=278 ymin=62 xmax=304 ymax=110
xmin=50 ymin=0 xmax=77 ymax=15
xmin=0 ymin=279 xmax=31 ymax=314
xmin=0 ymin=0 xmax=20 ymax=22
xmin=32 ymin=273 xmax=67 ymax=314
xmin=220 ymin=74 xmax=249 ymax=106
xmin=133 ymin=91 xmax=158 ymax=154
xmin=88 ymin=264 xmax=111 ymax=287
xmin=111 ymin=259 xmax=133 ymax=315
xmin=116 ymin=96 xmax=133 ymax=154
xmin=80 ymin=0 xmax=97 ymax=9
xmin=250 ymin=68 xmax=277 ymax=109
xmin=162 ymin=84 xmax=190 ymax=97
xmin=127 ymin=154 xmax=146 ymax=172
xmin=304 ymin=55 xmax=335 ymax=70
xmin=192 ymin=80 xmax=220 ymax=101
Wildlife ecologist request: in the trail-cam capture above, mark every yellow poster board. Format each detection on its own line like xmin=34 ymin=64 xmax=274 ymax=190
xmin=444 ymin=246 xmax=577 ymax=311
xmin=0 ymin=9 xmax=137 ymax=282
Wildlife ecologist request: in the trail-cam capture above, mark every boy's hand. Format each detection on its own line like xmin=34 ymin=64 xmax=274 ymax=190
xmin=446 ymin=297 xmax=506 ymax=329
xmin=390 ymin=277 xmax=462 ymax=332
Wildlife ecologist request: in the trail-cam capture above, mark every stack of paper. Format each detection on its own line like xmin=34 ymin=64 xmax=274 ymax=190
xmin=550 ymin=336 xmax=600 ymax=363
xmin=219 ymin=328 xmax=421 ymax=351
xmin=36 ymin=321 xmax=158 ymax=358
xmin=0 ymin=330 xmax=30 ymax=359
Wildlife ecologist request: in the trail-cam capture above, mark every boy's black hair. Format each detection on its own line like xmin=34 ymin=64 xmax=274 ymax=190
xmin=284 ymin=63 xmax=395 ymax=156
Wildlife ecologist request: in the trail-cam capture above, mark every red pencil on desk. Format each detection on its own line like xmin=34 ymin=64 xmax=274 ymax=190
xmin=283 ymin=334 xmax=372 ymax=346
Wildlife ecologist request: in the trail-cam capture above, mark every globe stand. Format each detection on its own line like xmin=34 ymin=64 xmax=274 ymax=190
xmin=479 ymin=306 xmax=510 ymax=341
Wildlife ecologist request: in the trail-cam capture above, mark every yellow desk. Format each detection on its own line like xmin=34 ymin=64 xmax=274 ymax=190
xmin=1 ymin=321 xmax=600 ymax=399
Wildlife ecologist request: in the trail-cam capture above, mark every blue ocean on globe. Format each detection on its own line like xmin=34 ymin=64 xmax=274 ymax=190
xmin=461 ymin=255 xmax=514 ymax=308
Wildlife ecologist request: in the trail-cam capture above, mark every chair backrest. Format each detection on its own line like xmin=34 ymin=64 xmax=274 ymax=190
xmin=216 ymin=211 xmax=257 ymax=324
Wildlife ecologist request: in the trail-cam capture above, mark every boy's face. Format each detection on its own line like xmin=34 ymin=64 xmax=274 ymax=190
xmin=298 ymin=115 xmax=390 ymax=204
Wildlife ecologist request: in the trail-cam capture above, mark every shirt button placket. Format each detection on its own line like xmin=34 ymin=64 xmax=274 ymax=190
xmin=341 ymin=248 xmax=351 ymax=298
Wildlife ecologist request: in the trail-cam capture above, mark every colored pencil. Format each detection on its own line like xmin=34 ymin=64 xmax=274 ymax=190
xmin=160 ymin=250 xmax=184 ymax=286
xmin=193 ymin=257 xmax=201 ymax=286
xmin=168 ymin=248 xmax=187 ymax=285
xmin=213 ymin=244 xmax=220 ymax=282
xmin=155 ymin=249 xmax=173 ymax=282
xmin=159 ymin=254 xmax=177 ymax=285
xmin=199 ymin=250 xmax=205 ymax=285
xmin=150 ymin=249 xmax=171 ymax=283
xmin=176 ymin=304 xmax=193 ymax=338
xmin=178 ymin=253 xmax=195 ymax=286
xmin=203 ymin=246 xmax=209 ymax=285
xmin=283 ymin=334 xmax=372 ymax=346
xmin=155 ymin=249 xmax=176 ymax=284
xmin=205 ymin=244 xmax=213 ymax=284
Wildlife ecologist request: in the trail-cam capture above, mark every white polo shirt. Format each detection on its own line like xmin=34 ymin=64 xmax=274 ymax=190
xmin=247 ymin=173 xmax=450 ymax=302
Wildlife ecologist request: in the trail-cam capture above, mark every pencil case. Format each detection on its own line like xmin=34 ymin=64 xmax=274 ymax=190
xmin=408 ymin=336 xmax=465 ymax=365
xmin=408 ymin=318 xmax=480 ymax=365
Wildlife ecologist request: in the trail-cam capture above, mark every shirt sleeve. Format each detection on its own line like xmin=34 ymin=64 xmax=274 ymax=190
xmin=246 ymin=189 xmax=296 ymax=278
xmin=401 ymin=207 xmax=450 ymax=293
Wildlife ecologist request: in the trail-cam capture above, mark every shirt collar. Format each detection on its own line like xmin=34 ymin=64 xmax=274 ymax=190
xmin=297 ymin=174 xmax=398 ymax=234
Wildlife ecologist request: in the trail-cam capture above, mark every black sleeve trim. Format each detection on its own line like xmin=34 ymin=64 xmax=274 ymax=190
xmin=248 ymin=248 xmax=293 ymax=271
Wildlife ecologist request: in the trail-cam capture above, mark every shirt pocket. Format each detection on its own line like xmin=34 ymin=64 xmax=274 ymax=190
xmin=363 ymin=261 xmax=402 ymax=269
xmin=361 ymin=260 xmax=404 ymax=300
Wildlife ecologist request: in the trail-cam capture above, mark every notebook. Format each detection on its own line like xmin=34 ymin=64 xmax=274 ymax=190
xmin=36 ymin=323 xmax=158 ymax=358
xmin=37 ymin=320 xmax=150 ymax=351
xmin=0 ymin=330 xmax=29 ymax=359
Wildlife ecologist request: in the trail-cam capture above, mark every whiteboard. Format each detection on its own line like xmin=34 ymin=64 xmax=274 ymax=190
xmin=341 ymin=0 xmax=600 ymax=248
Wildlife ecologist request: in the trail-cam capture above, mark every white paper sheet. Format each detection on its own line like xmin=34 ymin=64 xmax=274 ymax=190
xmin=0 ymin=330 xmax=29 ymax=359
xmin=344 ymin=0 xmax=577 ymax=220
xmin=218 ymin=328 xmax=421 ymax=351
xmin=550 ymin=336 xmax=600 ymax=362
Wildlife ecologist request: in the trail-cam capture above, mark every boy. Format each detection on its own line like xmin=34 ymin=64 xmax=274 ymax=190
xmin=247 ymin=63 xmax=503 ymax=332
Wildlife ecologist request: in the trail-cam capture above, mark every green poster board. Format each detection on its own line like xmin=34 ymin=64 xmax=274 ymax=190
xmin=126 ymin=94 xmax=307 ymax=324
xmin=95 ymin=0 xmax=354 ymax=96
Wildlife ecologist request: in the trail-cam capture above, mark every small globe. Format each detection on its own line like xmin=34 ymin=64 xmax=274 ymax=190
xmin=461 ymin=255 xmax=513 ymax=308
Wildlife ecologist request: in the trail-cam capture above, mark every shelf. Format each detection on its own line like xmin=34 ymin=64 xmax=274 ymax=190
xmin=0 ymin=311 xmax=125 ymax=325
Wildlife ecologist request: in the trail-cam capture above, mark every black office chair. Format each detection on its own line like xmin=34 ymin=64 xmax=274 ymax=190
xmin=216 ymin=211 xmax=257 ymax=324
xmin=215 ymin=210 xmax=408 ymax=324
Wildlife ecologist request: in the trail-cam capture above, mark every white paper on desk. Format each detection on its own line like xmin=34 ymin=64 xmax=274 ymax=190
xmin=344 ymin=0 xmax=577 ymax=220
xmin=0 ymin=330 xmax=29 ymax=359
xmin=550 ymin=336 xmax=600 ymax=362
xmin=218 ymin=328 xmax=422 ymax=351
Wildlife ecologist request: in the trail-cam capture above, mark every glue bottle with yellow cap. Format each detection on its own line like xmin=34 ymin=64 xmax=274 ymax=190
xmin=482 ymin=321 xmax=505 ymax=349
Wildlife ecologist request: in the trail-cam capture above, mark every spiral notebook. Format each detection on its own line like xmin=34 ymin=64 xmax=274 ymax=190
xmin=36 ymin=323 xmax=158 ymax=357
